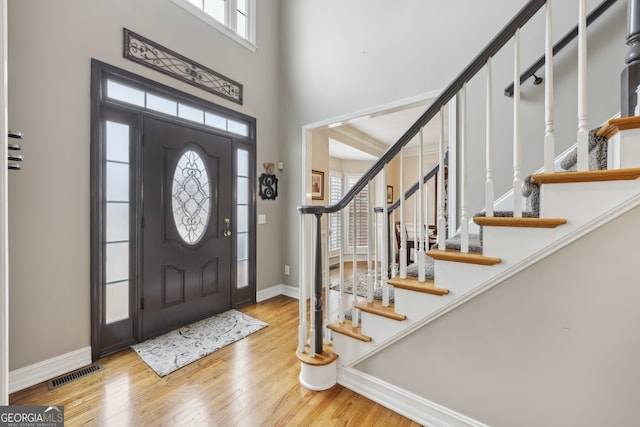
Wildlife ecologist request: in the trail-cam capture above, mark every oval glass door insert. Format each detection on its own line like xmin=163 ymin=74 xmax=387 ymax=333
xmin=172 ymin=150 xmax=211 ymax=244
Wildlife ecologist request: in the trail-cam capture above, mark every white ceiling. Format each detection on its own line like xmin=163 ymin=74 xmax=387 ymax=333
xmin=328 ymin=101 xmax=444 ymax=160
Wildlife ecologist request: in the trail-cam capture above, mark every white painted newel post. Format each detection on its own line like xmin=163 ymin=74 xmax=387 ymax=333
xmin=577 ymin=0 xmax=589 ymax=171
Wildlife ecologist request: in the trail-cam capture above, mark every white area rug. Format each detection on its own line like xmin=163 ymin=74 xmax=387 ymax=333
xmin=132 ymin=309 xmax=268 ymax=376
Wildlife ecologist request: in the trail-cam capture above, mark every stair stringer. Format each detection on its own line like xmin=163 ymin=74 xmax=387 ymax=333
xmin=331 ymin=182 xmax=640 ymax=425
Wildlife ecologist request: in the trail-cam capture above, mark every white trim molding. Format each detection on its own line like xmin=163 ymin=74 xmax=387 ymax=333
xmin=338 ymin=367 xmax=490 ymax=427
xmin=256 ymin=284 xmax=299 ymax=302
xmin=0 ymin=0 xmax=8 ymax=406
xmin=9 ymin=346 xmax=92 ymax=394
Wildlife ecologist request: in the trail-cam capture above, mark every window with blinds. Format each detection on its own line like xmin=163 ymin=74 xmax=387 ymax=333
xmin=328 ymin=174 xmax=342 ymax=252
xmin=345 ymin=174 xmax=369 ymax=248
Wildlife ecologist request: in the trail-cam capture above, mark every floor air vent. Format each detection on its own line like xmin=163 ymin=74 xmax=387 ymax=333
xmin=47 ymin=363 xmax=103 ymax=390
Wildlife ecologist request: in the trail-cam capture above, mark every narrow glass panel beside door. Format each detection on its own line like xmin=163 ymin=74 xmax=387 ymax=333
xmin=236 ymin=149 xmax=249 ymax=289
xmin=105 ymin=120 xmax=130 ymax=325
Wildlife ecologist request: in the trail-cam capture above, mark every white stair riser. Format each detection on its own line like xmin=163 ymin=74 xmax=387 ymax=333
xmin=393 ymin=288 xmax=452 ymax=321
xmin=360 ymin=311 xmax=414 ymax=341
xmin=482 ymin=227 xmax=564 ymax=265
xmin=540 ymin=179 xmax=640 ymax=221
xmin=432 ymin=260 xmax=498 ymax=291
xmin=331 ymin=333 xmax=372 ymax=367
xmin=609 ymin=129 xmax=640 ymax=169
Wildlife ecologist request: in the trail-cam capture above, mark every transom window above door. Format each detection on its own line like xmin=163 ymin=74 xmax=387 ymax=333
xmin=106 ymin=80 xmax=250 ymax=137
xmin=172 ymin=0 xmax=256 ymax=51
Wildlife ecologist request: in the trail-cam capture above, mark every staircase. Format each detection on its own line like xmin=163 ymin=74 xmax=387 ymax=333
xmin=296 ymin=1 xmax=640 ymax=425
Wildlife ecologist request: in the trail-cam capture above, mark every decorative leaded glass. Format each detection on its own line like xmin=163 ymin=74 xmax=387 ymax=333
xmin=172 ymin=150 xmax=212 ymax=244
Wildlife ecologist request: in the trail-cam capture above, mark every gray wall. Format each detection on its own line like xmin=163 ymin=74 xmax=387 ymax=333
xmin=7 ymin=0 xmax=281 ymax=370
xmin=356 ymin=205 xmax=640 ymax=426
xmin=280 ymin=0 xmax=629 ymax=284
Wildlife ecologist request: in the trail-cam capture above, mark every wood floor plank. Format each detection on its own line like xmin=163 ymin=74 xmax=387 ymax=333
xmin=9 ymin=295 xmax=419 ymax=426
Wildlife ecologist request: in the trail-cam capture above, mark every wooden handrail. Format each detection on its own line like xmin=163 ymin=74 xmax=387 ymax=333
xmin=504 ymin=0 xmax=619 ymax=97
xmin=298 ymin=0 xmax=546 ymax=216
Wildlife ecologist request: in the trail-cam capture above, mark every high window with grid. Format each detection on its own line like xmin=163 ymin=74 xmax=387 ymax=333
xmin=172 ymin=0 xmax=256 ymax=51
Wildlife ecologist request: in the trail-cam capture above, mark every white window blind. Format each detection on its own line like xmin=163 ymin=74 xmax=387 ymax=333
xmin=346 ymin=175 xmax=369 ymax=248
xmin=328 ymin=174 xmax=342 ymax=252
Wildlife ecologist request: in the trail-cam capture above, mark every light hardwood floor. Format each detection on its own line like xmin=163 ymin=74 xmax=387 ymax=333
xmin=10 ymin=294 xmax=419 ymax=426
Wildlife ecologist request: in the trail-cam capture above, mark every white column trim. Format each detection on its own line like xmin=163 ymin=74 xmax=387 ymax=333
xmin=0 ymin=0 xmax=8 ymax=406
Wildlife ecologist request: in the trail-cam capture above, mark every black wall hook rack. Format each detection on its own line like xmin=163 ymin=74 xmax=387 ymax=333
xmin=8 ymin=130 xmax=23 ymax=170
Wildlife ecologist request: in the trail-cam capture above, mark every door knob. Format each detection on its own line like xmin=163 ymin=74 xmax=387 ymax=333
xmin=223 ymin=218 xmax=232 ymax=237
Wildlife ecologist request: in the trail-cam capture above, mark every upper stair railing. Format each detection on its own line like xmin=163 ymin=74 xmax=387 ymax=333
xmin=297 ymin=0 xmax=633 ymax=359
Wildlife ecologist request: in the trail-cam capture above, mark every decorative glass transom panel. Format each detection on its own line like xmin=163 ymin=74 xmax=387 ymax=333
xmin=172 ymin=150 xmax=212 ymax=244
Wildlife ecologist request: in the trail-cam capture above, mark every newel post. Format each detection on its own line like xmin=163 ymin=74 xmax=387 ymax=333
xmin=621 ymin=0 xmax=640 ymax=116
xmin=313 ymin=213 xmax=323 ymax=352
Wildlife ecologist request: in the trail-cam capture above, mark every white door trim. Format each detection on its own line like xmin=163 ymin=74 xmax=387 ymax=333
xmin=1 ymin=0 xmax=9 ymax=405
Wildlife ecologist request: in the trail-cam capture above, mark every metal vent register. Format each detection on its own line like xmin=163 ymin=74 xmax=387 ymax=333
xmin=47 ymin=363 xmax=103 ymax=390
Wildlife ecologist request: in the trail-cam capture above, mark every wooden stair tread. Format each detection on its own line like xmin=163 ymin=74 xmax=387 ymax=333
xmin=296 ymin=344 xmax=339 ymax=366
xmin=531 ymin=168 xmax=640 ymax=185
xmin=387 ymin=276 xmax=449 ymax=296
xmin=474 ymin=216 xmax=567 ymax=228
xmin=327 ymin=322 xmax=372 ymax=342
xmin=356 ymin=300 xmax=407 ymax=321
xmin=427 ymin=249 xmax=501 ymax=266
xmin=596 ymin=116 xmax=640 ymax=139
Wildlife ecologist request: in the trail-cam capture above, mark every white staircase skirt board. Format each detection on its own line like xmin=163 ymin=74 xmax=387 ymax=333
xmin=360 ymin=310 xmax=412 ymax=341
xmin=9 ymin=346 xmax=92 ymax=393
xmin=338 ymin=367 xmax=490 ymax=427
xmin=342 ymin=192 xmax=640 ymax=370
xmin=609 ymin=129 xmax=640 ymax=169
xmin=540 ymin=179 xmax=640 ymax=220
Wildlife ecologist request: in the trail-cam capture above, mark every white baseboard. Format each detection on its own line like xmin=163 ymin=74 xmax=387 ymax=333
xmin=256 ymin=284 xmax=299 ymax=302
xmin=338 ymin=367 xmax=489 ymax=427
xmin=9 ymin=346 xmax=92 ymax=393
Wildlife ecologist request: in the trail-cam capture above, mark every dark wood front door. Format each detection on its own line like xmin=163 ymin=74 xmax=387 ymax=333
xmin=142 ymin=117 xmax=233 ymax=340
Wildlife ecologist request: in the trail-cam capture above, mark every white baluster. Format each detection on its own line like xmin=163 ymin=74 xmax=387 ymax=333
xmin=298 ymin=212 xmax=307 ymax=354
xmin=367 ymin=180 xmax=374 ymax=303
xmin=418 ymin=128 xmax=425 ymax=282
xmin=438 ymin=105 xmax=447 ymax=251
xmin=544 ymin=0 xmax=555 ymax=173
xmin=382 ymin=165 xmax=390 ymax=307
xmin=351 ymin=199 xmax=358 ymax=327
xmin=460 ymin=83 xmax=469 ymax=253
xmin=486 ymin=57 xmax=495 ymax=217
xmin=390 ymin=209 xmax=397 ymax=278
xmin=577 ymin=0 xmax=589 ymax=171
xmin=399 ymin=147 xmax=407 ymax=279
xmin=513 ymin=28 xmax=523 ymax=218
